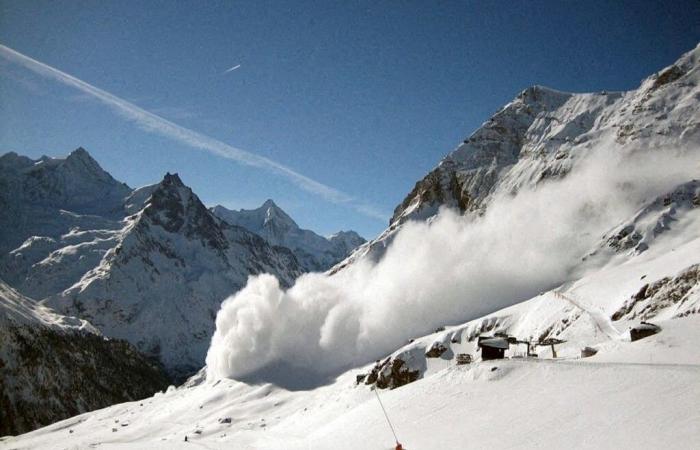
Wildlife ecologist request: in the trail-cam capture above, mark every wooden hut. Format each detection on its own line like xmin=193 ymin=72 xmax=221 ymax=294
xmin=478 ymin=337 xmax=509 ymax=360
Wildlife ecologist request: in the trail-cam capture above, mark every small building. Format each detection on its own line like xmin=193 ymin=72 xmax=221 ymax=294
xmin=478 ymin=337 xmax=509 ymax=360
xmin=630 ymin=322 xmax=661 ymax=342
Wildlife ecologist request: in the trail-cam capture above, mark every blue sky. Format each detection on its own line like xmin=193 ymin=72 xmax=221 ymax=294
xmin=1 ymin=1 xmax=699 ymax=238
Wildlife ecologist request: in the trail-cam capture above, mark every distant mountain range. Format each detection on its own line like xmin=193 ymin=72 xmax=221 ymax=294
xmin=211 ymin=201 xmax=365 ymax=272
xmin=0 ymin=148 xmax=365 ymax=381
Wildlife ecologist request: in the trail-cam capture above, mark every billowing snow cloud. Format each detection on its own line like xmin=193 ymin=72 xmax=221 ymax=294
xmin=206 ymin=145 xmax=698 ymax=383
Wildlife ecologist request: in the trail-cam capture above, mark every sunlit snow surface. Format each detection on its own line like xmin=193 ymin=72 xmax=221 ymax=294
xmin=5 ymin=234 xmax=700 ymax=449
xmin=4 ymin=44 xmax=700 ymax=450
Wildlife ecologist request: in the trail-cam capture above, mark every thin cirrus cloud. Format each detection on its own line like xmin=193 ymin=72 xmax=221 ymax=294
xmin=0 ymin=43 xmax=388 ymax=222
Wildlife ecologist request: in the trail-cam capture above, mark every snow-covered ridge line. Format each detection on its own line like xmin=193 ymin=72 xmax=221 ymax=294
xmin=336 ymin=43 xmax=700 ymax=270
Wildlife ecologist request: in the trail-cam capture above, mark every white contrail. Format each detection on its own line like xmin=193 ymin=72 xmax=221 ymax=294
xmin=0 ymin=43 xmax=388 ymax=222
xmin=224 ymin=64 xmax=241 ymax=73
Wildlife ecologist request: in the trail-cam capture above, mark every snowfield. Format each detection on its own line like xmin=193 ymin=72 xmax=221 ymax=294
xmin=4 ymin=233 xmax=700 ymax=448
xmin=3 ymin=322 xmax=698 ymax=449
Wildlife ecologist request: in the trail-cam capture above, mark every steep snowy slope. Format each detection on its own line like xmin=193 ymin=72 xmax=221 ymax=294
xmin=334 ymin=43 xmax=700 ymax=271
xmin=0 ymin=279 xmax=169 ymax=436
xmin=5 ymin=226 xmax=699 ymax=448
xmin=0 ymin=148 xmax=130 ymax=298
xmin=47 ymin=174 xmax=303 ymax=379
xmin=1 ymin=227 xmax=124 ymax=300
xmin=211 ymin=201 xmax=365 ymax=271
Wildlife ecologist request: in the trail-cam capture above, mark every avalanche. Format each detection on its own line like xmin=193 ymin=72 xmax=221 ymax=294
xmin=4 ymin=43 xmax=700 ymax=450
xmin=4 ymin=239 xmax=700 ymax=448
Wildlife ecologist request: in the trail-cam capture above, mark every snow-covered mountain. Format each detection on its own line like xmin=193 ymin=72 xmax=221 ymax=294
xmin=0 ymin=278 xmax=169 ymax=436
xmin=333 ymin=43 xmax=700 ymax=272
xmin=4 ymin=44 xmax=700 ymax=449
xmin=6 ymin=217 xmax=699 ymax=448
xmin=0 ymin=148 xmax=131 ymax=254
xmin=0 ymin=150 xmax=306 ymax=379
xmin=45 ymin=173 xmax=304 ymax=379
xmin=211 ymin=201 xmax=365 ymax=271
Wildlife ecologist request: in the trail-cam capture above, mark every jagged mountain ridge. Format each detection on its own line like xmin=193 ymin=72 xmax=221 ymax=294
xmin=333 ymin=44 xmax=700 ymax=272
xmin=211 ymin=201 xmax=365 ymax=271
xmin=46 ymin=172 xmax=304 ymax=379
xmin=0 ymin=148 xmax=131 ymax=254
xmin=0 ymin=278 xmax=169 ymax=436
xmin=0 ymin=150 xmax=306 ymax=379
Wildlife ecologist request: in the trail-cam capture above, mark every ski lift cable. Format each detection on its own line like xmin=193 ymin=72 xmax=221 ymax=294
xmin=373 ymin=386 xmax=400 ymax=445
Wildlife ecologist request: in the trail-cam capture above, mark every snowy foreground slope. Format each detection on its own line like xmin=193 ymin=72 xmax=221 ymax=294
xmin=4 ymin=233 xmax=699 ymax=449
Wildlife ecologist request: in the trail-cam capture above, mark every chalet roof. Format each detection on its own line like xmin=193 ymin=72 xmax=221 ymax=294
xmin=478 ymin=337 xmax=510 ymax=349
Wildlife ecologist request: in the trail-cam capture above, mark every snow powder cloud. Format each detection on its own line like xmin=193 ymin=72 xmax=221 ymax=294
xmin=206 ymin=144 xmax=699 ymax=383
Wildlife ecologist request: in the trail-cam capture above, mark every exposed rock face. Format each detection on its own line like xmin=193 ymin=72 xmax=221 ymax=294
xmin=425 ymin=342 xmax=449 ymax=358
xmin=0 ymin=280 xmax=169 ymax=436
xmin=612 ymin=264 xmax=700 ymax=321
xmin=365 ymin=357 xmax=421 ymax=390
xmin=393 ymin=86 xmax=574 ymax=227
xmin=364 ymin=346 xmax=427 ymax=390
xmin=211 ymin=201 xmax=365 ymax=272
xmin=603 ymin=180 xmax=700 ymax=255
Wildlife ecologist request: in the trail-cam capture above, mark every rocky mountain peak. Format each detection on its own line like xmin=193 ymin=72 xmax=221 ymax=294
xmin=262 ymin=200 xmax=298 ymax=229
xmin=261 ymin=198 xmax=277 ymax=208
xmin=140 ymin=173 xmax=228 ymax=250
xmin=0 ymin=151 xmax=34 ymax=171
xmin=160 ymin=172 xmax=185 ymax=188
xmin=66 ymin=146 xmax=92 ymax=161
xmin=62 ymin=147 xmax=117 ymax=182
xmin=328 ymin=230 xmax=366 ymax=254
